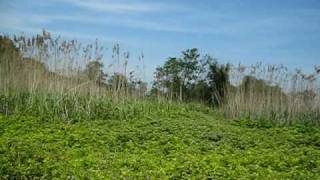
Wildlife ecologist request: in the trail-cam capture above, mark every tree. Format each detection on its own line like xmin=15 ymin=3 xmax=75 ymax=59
xmin=85 ymin=61 xmax=106 ymax=86
xmin=189 ymin=79 xmax=211 ymax=104
xmin=207 ymin=61 xmax=230 ymax=106
xmin=188 ymin=54 xmax=216 ymax=103
xmin=164 ymin=57 xmax=183 ymax=99
xmin=179 ymin=48 xmax=200 ymax=101
xmin=152 ymin=57 xmax=183 ymax=99
xmin=152 ymin=48 xmax=230 ymax=105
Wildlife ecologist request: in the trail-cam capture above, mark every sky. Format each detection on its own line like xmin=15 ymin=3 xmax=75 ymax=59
xmin=1 ymin=0 xmax=320 ymax=82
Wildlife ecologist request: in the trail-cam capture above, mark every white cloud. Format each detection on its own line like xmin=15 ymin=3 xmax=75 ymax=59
xmin=62 ymin=0 xmax=183 ymax=14
xmin=0 ymin=0 xmax=197 ymax=35
xmin=0 ymin=10 xmax=201 ymax=34
xmin=0 ymin=13 xmax=113 ymax=42
xmin=3 ymin=0 xmax=319 ymax=42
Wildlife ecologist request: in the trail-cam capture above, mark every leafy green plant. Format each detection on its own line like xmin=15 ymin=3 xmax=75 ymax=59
xmin=1 ymin=108 xmax=319 ymax=179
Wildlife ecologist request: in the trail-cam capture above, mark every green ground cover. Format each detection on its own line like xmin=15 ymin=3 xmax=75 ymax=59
xmin=0 ymin=105 xmax=319 ymax=179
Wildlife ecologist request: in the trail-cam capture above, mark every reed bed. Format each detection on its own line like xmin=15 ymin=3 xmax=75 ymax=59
xmin=1 ymin=31 xmax=319 ymax=125
xmin=0 ymin=31 xmax=148 ymax=121
xmin=225 ymin=63 xmax=320 ymax=125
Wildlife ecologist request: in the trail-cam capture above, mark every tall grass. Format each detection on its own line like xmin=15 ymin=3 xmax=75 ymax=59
xmin=224 ymin=63 xmax=320 ymax=125
xmin=1 ymin=31 xmax=319 ymax=125
xmin=0 ymin=31 xmax=149 ymax=120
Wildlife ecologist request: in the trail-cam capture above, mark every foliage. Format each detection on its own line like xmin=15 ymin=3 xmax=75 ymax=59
xmin=85 ymin=60 xmax=107 ymax=86
xmin=1 ymin=107 xmax=319 ymax=179
xmin=225 ymin=64 xmax=320 ymax=125
xmin=207 ymin=60 xmax=230 ymax=106
xmin=151 ymin=48 xmax=231 ymax=106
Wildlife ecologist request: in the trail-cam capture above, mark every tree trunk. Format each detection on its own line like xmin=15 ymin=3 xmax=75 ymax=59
xmin=179 ymin=83 xmax=183 ymax=101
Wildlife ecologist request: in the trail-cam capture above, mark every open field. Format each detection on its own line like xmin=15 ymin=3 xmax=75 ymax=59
xmin=1 ymin=104 xmax=319 ymax=179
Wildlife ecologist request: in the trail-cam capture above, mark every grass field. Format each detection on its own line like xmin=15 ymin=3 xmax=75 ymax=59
xmin=1 ymin=104 xmax=319 ymax=179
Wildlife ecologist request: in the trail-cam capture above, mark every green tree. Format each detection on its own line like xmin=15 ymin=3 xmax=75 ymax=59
xmin=152 ymin=57 xmax=183 ymax=99
xmin=152 ymin=48 xmax=231 ymax=105
xmin=85 ymin=61 xmax=106 ymax=86
xmin=207 ymin=60 xmax=230 ymax=106
xmin=179 ymin=48 xmax=200 ymax=101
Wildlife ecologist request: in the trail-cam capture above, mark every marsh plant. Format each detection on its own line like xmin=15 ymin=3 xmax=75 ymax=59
xmin=0 ymin=31 xmax=147 ymax=121
xmin=152 ymin=50 xmax=320 ymax=125
xmin=225 ymin=63 xmax=320 ymax=125
xmin=1 ymin=31 xmax=319 ymax=125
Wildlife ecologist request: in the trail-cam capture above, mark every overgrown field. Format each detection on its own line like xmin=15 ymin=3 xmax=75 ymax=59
xmin=1 ymin=32 xmax=320 ymax=179
xmin=1 ymin=104 xmax=319 ymax=179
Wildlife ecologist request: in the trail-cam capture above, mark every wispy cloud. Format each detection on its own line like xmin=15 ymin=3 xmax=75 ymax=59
xmin=1 ymin=0 xmax=319 ymax=74
xmin=0 ymin=13 xmax=114 ymax=42
xmin=63 ymin=0 xmax=183 ymax=14
xmin=1 ymin=0 xmax=197 ymax=35
xmin=0 ymin=10 xmax=201 ymax=34
xmin=1 ymin=22 xmax=108 ymax=42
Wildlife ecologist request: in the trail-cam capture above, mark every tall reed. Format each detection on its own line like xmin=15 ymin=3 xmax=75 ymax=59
xmin=0 ymin=31 xmax=147 ymax=120
xmin=224 ymin=63 xmax=320 ymax=125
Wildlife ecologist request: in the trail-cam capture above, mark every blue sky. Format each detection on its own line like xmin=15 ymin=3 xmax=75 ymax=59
xmin=1 ymin=0 xmax=320 ymax=82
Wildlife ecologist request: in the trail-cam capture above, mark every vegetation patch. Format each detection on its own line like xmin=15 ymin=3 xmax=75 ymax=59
xmin=1 ymin=109 xmax=319 ymax=179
